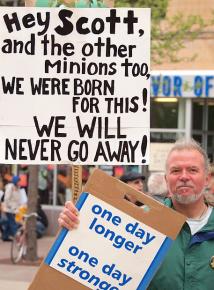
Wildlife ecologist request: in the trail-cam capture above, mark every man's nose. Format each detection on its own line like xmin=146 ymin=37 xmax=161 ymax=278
xmin=179 ymin=170 xmax=189 ymax=180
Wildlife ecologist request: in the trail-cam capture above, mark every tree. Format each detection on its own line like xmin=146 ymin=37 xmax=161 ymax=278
xmin=48 ymin=0 xmax=112 ymax=7
xmin=115 ymin=0 xmax=168 ymax=19
xmin=115 ymin=0 xmax=213 ymax=64
xmin=25 ymin=165 xmax=39 ymax=262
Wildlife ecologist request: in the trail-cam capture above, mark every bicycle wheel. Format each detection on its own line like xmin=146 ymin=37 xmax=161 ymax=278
xmin=10 ymin=229 xmax=25 ymax=264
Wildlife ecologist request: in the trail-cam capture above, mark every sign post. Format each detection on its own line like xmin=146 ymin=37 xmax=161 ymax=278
xmin=72 ymin=165 xmax=82 ymax=203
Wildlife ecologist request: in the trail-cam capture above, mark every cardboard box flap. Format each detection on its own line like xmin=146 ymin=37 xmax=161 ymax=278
xmin=29 ymin=262 xmax=91 ymax=290
xmin=84 ymin=169 xmax=186 ymax=240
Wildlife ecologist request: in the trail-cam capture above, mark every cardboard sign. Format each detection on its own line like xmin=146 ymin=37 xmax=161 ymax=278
xmin=29 ymin=169 xmax=186 ymax=290
xmin=0 ymin=7 xmax=150 ymax=165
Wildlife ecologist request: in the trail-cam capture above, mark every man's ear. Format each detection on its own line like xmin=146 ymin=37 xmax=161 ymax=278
xmin=164 ymin=174 xmax=168 ymax=184
xmin=164 ymin=174 xmax=172 ymax=197
xmin=205 ymin=173 xmax=212 ymax=188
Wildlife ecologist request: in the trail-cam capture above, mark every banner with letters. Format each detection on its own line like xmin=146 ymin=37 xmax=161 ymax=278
xmin=0 ymin=6 xmax=150 ymax=165
xmin=29 ymin=169 xmax=186 ymax=290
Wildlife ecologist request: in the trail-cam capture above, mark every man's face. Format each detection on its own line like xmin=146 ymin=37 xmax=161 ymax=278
xmin=127 ymin=178 xmax=144 ymax=192
xmin=165 ymin=149 xmax=210 ymax=204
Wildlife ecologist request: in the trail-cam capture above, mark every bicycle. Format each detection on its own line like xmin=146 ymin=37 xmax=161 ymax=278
xmin=10 ymin=212 xmax=37 ymax=264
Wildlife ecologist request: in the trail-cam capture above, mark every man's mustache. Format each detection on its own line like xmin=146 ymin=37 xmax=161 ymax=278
xmin=176 ymin=183 xmax=194 ymax=188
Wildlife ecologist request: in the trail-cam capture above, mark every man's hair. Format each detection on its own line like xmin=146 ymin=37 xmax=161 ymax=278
xmin=166 ymin=138 xmax=210 ymax=173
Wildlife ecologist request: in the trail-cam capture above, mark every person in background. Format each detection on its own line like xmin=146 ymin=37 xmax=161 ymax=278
xmin=119 ymin=171 xmax=145 ymax=206
xmin=58 ymin=138 xmax=214 ymax=289
xmin=1 ymin=175 xmax=27 ymax=241
xmin=120 ymin=171 xmax=145 ymax=192
xmin=38 ymin=165 xmax=49 ymax=204
xmin=147 ymin=172 xmax=168 ymax=203
xmin=2 ymin=169 xmax=12 ymax=186
xmin=19 ymin=165 xmax=29 ymax=194
xmin=36 ymin=201 xmax=49 ymax=239
xmin=0 ymin=179 xmax=5 ymax=238
xmin=205 ymin=164 xmax=214 ymax=206
xmin=0 ymin=179 xmax=4 ymax=201
xmin=15 ymin=198 xmax=49 ymax=239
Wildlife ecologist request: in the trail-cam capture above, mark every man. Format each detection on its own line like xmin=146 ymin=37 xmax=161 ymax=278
xmin=58 ymin=138 xmax=214 ymax=289
xmin=120 ymin=171 xmax=145 ymax=192
xmin=119 ymin=171 xmax=145 ymax=205
xmin=148 ymin=138 xmax=214 ymax=290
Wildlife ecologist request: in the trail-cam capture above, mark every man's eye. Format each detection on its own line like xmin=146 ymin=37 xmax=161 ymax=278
xmin=189 ymin=168 xmax=198 ymax=173
xmin=171 ymin=169 xmax=180 ymax=174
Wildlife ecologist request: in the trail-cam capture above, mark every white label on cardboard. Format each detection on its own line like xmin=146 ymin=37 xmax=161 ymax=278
xmin=0 ymin=7 xmax=150 ymax=165
xmin=45 ymin=193 xmax=172 ymax=289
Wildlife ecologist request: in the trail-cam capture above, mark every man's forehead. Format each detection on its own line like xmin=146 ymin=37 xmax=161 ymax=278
xmin=168 ymin=148 xmax=203 ymax=159
xmin=166 ymin=149 xmax=205 ymax=167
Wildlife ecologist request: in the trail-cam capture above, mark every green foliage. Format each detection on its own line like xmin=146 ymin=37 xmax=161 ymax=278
xmin=75 ymin=0 xmax=105 ymax=7
xmin=152 ymin=13 xmax=208 ymax=64
xmin=115 ymin=0 xmax=213 ymax=64
xmin=115 ymin=0 xmax=168 ymax=21
xmin=48 ymin=0 xmax=105 ymax=7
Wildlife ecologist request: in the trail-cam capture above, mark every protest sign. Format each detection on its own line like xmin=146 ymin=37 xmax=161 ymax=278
xmin=0 ymin=6 xmax=150 ymax=165
xmin=29 ymin=169 xmax=186 ymax=290
xmin=149 ymin=143 xmax=174 ymax=171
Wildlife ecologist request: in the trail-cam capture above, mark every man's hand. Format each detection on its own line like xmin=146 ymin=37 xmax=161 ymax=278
xmin=58 ymin=201 xmax=79 ymax=230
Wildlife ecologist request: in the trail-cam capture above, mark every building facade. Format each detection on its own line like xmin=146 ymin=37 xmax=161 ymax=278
xmin=149 ymin=0 xmax=214 ymax=172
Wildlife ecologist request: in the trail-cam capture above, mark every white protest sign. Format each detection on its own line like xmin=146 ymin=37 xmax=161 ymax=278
xmin=149 ymin=143 xmax=174 ymax=171
xmin=45 ymin=192 xmax=172 ymax=290
xmin=0 ymin=7 xmax=150 ymax=165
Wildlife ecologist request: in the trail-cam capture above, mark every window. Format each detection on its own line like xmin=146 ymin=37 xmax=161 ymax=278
xmin=151 ymin=98 xmax=179 ymax=128
xmin=192 ymin=101 xmax=203 ymax=130
xmin=208 ymin=101 xmax=214 ymax=131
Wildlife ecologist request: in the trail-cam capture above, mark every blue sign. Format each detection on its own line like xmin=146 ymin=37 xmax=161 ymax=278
xmin=45 ymin=192 xmax=173 ymax=290
xmin=151 ymin=73 xmax=214 ymax=98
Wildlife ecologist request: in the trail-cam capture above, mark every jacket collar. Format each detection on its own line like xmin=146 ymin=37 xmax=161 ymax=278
xmin=164 ymin=198 xmax=214 ymax=231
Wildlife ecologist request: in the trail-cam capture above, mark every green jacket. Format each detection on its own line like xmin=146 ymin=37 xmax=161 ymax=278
xmin=148 ymin=199 xmax=214 ymax=290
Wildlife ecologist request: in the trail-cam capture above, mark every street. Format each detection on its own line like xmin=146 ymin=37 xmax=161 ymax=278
xmin=0 ymin=236 xmax=55 ymax=290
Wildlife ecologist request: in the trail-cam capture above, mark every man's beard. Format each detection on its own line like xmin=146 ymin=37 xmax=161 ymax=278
xmin=173 ymin=188 xmax=205 ymax=205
